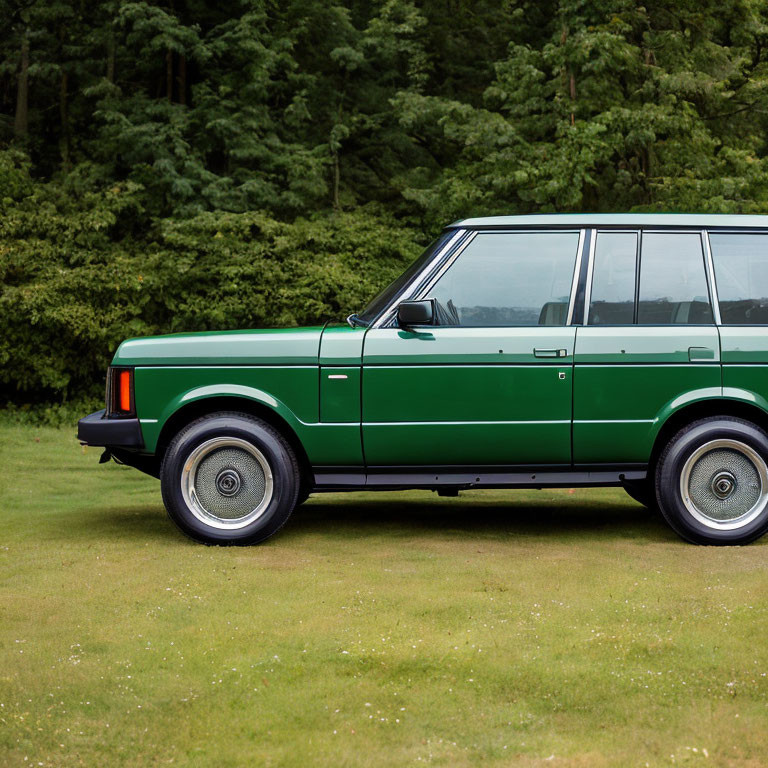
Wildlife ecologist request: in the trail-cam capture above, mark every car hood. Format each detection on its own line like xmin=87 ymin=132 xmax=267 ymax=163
xmin=112 ymin=327 xmax=325 ymax=367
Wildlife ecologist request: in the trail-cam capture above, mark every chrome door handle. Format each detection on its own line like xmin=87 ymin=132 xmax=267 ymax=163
xmin=688 ymin=346 xmax=715 ymax=361
xmin=534 ymin=348 xmax=568 ymax=358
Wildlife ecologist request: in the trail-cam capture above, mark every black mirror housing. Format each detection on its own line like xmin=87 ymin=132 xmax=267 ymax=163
xmin=397 ymin=299 xmax=435 ymax=327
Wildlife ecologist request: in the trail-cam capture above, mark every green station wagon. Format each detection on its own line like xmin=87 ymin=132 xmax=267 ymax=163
xmin=78 ymin=214 xmax=768 ymax=546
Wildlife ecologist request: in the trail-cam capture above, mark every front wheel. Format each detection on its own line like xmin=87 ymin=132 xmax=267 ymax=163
xmin=656 ymin=417 xmax=768 ymax=545
xmin=160 ymin=412 xmax=300 ymax=545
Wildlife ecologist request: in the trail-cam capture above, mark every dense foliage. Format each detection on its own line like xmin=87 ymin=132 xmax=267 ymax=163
xmin=2 ymin=0 xmax=768 ymax=404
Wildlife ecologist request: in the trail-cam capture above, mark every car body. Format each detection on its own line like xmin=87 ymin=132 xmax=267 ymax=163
xmin=79 ymin=213 xmax=768 ymax=545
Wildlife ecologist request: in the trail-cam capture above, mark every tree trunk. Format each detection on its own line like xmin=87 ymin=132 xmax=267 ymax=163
xmin=106 ymin=26 xmax=115 ymax=82
xmin=569 ymin=72 xmax=576 ymax=125
xmin=60 ymin=70 xmax=70 ymax=169
xmin=166 ymin=49 xmax=173 ymax=102
xmin=332 ymin=150 xmax=340 ymax=211
xmin=177 ymin=53 xmax=187 ymax=105
xmin=559 ymin=24 xmax=576 ymax=126
xmin=14 ymin=30 xmax=29 ymax=138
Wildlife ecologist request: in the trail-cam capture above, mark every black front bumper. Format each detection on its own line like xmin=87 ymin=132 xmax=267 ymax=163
xmin=77 ymin=409 xmax=144 ymax=448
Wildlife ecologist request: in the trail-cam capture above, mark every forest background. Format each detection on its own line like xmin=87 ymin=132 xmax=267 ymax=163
xmin=2 ymin=0 xmax=768 ymax=413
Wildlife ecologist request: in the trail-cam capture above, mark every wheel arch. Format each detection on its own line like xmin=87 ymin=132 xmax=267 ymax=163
xmin=155 ymin=395 xmax=312 ymax=484
xmin=649 ymin=394 xmax=768 ymax=476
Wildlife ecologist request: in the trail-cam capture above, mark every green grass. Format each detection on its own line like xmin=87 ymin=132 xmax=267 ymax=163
xmin=3 ymin=424 xmax=768 ymax=767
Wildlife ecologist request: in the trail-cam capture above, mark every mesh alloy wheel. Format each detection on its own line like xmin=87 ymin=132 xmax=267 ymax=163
xmin=180 ymin=436 xmax=274 ymax=530
xmin=679 ymin=439 xmax=768 ymax=531
xmin=656 ymin=416 xmax=768 ymax=545
xmin=161 ymin=412 xmax=300 ymax=545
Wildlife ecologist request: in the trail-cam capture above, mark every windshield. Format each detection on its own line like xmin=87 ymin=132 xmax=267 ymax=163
xmin=355 ymin=233 xmax=453 ymax=326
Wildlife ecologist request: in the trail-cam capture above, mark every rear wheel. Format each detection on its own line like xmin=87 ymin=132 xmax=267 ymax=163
xmin=160 ymin=412 xmax=300 ymax=545
xmin=656 ymin=417 xmax=768 ymax=545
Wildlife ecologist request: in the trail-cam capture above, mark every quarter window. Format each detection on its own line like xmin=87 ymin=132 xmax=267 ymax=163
xmin=588 ymin=232 xmax=637 ymax=325
xmin=426 ymin=232 xmax=580 ymax=327
xmin=637 ymin=233 xmax=713 ymax=324
xmin=710 ymin=234 xmax=768 ymax=324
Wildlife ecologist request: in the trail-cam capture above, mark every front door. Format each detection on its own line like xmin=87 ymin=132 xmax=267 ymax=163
xmin=361 ymin=230 xmax=584 ymax=468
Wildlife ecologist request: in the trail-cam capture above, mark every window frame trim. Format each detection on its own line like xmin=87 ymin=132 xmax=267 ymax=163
xmin=584 ymin=228 xmax=639 ymax=328
xmin=702 ymin=230 xmax=722 ymax=325
xmin=586 ymin=227 xmax=718 ymax=328
xmin=401 ymin=228 xmax=586 ymax=330
xmin=371 ymin=228 xmax=469 ymax=329
xmin=704 ymin=229 xmax=768 ymax=326
xmin=566 ymin=229 xmax=586 ymax=325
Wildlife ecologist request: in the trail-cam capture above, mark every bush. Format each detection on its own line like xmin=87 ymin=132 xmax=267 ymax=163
xmin=0 ymin=171 xmax=424 ymax=406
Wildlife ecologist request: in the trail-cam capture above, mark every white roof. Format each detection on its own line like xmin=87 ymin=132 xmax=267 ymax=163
xmin=450 ymin=213 xmax=768 ymax=229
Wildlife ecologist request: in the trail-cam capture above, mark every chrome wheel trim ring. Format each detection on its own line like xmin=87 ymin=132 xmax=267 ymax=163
xmin=679 ymin=439 xmax=768 ymax=531
xmin=181 ymin=437 xmax=274 ymax=530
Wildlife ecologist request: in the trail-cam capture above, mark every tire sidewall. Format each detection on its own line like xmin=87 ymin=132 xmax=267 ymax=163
xmin=657 ymin=419 xmax=768 ymax=545
xmin=161 ymin=415 xmax=297 ymax=544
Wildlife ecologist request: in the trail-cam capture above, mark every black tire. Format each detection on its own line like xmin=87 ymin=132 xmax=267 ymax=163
xmin=160 ymin=412 xmax=300 ymax=545
xmin=655 ymin=416 xmax=768 ymax=545
xmin=622 ymin=479 xmax=655 ymax=508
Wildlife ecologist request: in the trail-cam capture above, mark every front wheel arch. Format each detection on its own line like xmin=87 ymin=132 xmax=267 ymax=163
xmin=155 ymin=396 xmax=312 ymax=491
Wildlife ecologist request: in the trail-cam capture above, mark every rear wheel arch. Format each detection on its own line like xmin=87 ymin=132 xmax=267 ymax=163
xmin=649 ymin=398 xmax=768 ymax=477
xmin=155 ymin=396 xmax=312 ymax=487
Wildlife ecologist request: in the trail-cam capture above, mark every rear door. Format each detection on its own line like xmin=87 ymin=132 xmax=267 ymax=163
xmin=574 ymin=229 xmax=721 ymax=465
xmin=361 ymin=230 xmax=584 ymax=468
xmin=710 ymin=230 xmax=768 ymax=411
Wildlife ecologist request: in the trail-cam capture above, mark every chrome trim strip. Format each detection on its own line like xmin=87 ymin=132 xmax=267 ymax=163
xmin=702 ymin=230 xmax=722 ymax=325
xmin=327 ymin=374 xmax=348 ymax=380
xmin=364 ymin=420 xmax=571 ymax=426
xmin=582 ymin=228 xmax=597 ymax=324
xmin=573 ymin=419 xmax=655 ymax=424
xmin=363 ymin=363 xmax=574 ymax=369
xmin=415 ymin=230 xmax=478 ymax=300
xmin=371 ymin=229 xmax=465 ymax=329
xmin=139 ymin=418 xmax=158 ymax=424
xmin=414 ymin=229 xmax=582 ymax=318
xmin=640 ymin=228 xmax=715 ymax=233
xmin=575 ymin=363 xmax=719 ymax=368
xmin=566 ymin=229 xmax=586 ymax=325
xmin=135 ymin=365 xmax=319 ymax=370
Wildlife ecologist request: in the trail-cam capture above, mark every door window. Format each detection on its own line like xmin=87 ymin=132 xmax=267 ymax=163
xmin=425 ymin=232 xmax=580 ymax=326
xmin=710 ymin=233 xmax=768 ymax=324
xmin=637 ymin=233 xmax=713 ymax=324
xmin=588 ymin=232 xmax=637 ymax=325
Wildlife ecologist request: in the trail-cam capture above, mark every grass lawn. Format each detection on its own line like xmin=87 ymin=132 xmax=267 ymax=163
xmin=2 ymin=423 xmax=768 ymax=767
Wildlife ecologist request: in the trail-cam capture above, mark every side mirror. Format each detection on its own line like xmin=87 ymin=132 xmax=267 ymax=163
xmin=397 ymin=299 xmax=435 ymax=328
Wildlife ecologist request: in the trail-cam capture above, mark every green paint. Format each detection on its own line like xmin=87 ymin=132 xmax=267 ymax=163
xmin=115 ymin=327 xmax=323 ymax=366
xmin=573 ymin=326 xmax=721 ymax=463
xmin=86 ymin=217 xmax=768 ymax=482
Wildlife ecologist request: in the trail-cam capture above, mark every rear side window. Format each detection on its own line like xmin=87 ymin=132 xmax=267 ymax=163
xmin=588 ymin=231 xmax=713 ymax=325
xmin=638 ymin=233 xmax=713 ymax=324
xmin=588 ymin=232 xmax=637 ymax=325
xmin=710 ymin=233 xmax=768 ymax=324
xmin=426 ymin=231 xmax=580 ymax=326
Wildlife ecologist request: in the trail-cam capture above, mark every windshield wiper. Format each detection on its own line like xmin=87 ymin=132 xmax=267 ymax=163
xmin=346 ymin=313 xmax=370 ymax=328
